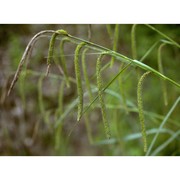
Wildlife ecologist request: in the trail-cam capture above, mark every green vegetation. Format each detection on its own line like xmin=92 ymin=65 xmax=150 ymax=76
xmin=0 ymin=24 xmax=179 ymax=155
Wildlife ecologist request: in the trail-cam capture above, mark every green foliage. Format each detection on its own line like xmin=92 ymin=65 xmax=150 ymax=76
xmin=146 ymin=96 xmax=180 ymax=155
xmin=5 ymin=24 xmax=180 ymax=155
xmin=131 ymin=24 xmax=137 ymax=59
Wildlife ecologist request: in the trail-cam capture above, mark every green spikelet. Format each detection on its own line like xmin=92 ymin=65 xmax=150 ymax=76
xmin=38 ymin=75 xmax=45 ymax=115
xmin=137 ymin=71 xmax=151 ymax=152
xmin=46 ymin=33 xmax=58 ymax=76
xmin=46 ymin=30 xmax=68 ymax=76
xmin=158 ymin=43 xmax=168 ymax=106
xmin=74 ymin=42 xmax=86 ymax=121
xmin=96 ymin=54 xmax=111 ymax=139
xmin=56 ymin=29 xmax=68 ymax=36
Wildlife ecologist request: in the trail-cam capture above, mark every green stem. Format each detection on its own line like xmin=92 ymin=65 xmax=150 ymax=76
xmin=158 ymin=43 xmax=168 ymax=106
xmin=131 ymin=24 xmax=137 ymax=59
xmin=110 ymin=24 xmax=119 ymax=67
xmin=67 ymin=33 xmax=180 ymax=88
xmin=145 ymin=24 xmax=180 ymax=48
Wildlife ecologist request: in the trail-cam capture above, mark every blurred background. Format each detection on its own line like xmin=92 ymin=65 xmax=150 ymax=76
xmin=0 ymin=24 xmax=179 ymax=155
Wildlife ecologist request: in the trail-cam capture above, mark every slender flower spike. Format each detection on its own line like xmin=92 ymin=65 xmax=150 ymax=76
xmin=96 ymin=54 xmax=111 ymax=139
xmin=46 ymin=33 xmax=58 ymax=76
xmin=74 ymin=42 xmax=86 ymax=121
xmin=46 ymin=30 xmax=69 ymax=76
xmin=137 ymin=71 xmax=151 ymax=152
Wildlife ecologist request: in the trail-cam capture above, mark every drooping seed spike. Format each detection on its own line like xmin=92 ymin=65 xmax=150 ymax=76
xmin=46 ymin=33 xmax=58 ymax=76
xmin=137 ymin=71 xmax=151 ymax=152
xmin=60 ymin=38 xmax=70 ymax=88
xmin=74 ymin=42 xmax=86 ymax=121
xmin=96 ymin=54 xmax=111 ymax=139
xmin=81 ymin=48 xmax=93 ymax=107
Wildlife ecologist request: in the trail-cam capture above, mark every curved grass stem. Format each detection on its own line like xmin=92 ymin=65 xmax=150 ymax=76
xmin=110 ymin=24 xmax=119 ymax=67
xmin=158 ymin=43 xmax=168 ymax=106
xmin=8 ymin=28 xmax=180 ymax=98
xmin=7 ymin=30 xmax=55 ymax=96
xmin=145 ymin=24 xmax=180 ymax=48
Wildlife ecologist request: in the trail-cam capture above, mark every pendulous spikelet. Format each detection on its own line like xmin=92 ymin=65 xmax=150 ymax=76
xmin=96 ymin=54 xmax=111 ymax=139
xmin=74 ymin=42 xmax=86 ymax=121
xmin=137 ymin=71 xmax=151 ymax=152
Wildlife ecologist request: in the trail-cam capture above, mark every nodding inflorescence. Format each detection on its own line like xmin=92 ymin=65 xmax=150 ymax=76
xmin=74 ymin=42 xmax=86 ymax=121
xmin=137 ymin=71 xmax=151 ymax=152
xmin=46 ymin=30 xmax=69 ymax=76
xmin=81 ymin=48 xmax=94 ymax=106
xmin=96 ymin=54 xmax=111 ymax=139
xmin=59 ymin=38 xmax=70 ymax=88
xmin=6 ymin=26 xmax=180 ymax=155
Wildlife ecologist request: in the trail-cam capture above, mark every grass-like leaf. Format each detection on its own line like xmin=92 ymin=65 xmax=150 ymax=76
xmin=110 ymin=24 xmax=119 ymax=67
xmin=146 ymin=96 xmax=180 ymax=156
xmin=131 ymin=24 xmax=137 ymax=59
xmin=157 ymin=43 xmax=168 ymax=106
xmin=145 ymin=24 xmax=180 ymax=48
xmin=93 ymin=128 xmax=174 ymax=146
xmin=151 ymin=130 xmax=180 ymax=156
